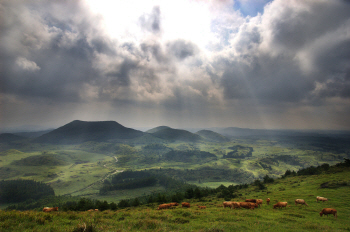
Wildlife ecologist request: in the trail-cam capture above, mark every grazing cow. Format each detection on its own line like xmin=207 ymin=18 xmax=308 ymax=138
xmin=198 ymin=206 xmax=206 ymax=209
xmin=169 ymin=202 xmax=179 ymax=207
xmin=256 ymin=199 xmax=263 ymax=207
xmin=157 ymin=204 xmax=171 ymax=210
xmin=320 ymin=208 xmax=337 ymax=218
xmin=266 ymin=198 xmax=270 ymax=205
xmin=295 ymin=199 xmax=308 ymax=206
xmin=245 ymin=199 xmax=257 ymax=203
xmin=43 ymin=207 xmax=58 ymax=212
xmin=182 ymin=202 xmax=190 ymax=208
xmin=232 ymin=202 xmax=241 ymax=209
xmin=273 ymin=202 xmax=288 ymax=209
xmin=223 ymin=201 xmax=233 ymax=209
xmin=87 ymin=209 xmax=94 ymax=212
xmin=239 ymin=202 xmax=257 ymax=210
xmin=317 ymin=196 xmax=328 ymax=202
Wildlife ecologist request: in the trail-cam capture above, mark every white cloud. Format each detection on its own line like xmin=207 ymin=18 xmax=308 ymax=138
xmin=15 ymin=57 xmax=41 ymax=71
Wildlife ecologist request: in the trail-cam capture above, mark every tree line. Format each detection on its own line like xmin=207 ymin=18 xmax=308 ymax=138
xmin=0 ymin=179 xmax=55 ymax=204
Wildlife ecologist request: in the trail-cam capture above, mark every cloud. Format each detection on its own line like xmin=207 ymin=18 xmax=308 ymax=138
xmin=139 ymin=6 xmax=161 ymax=35
xmin=1 ymin=0 xmax=350 ymax=130
xmin=167 ymin=39 xmax=198 ymax=60
xmin=15 ymin=57 xmax=41 ymax=71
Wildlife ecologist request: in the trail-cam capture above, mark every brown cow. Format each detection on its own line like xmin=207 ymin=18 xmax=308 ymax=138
xmin=169 ymin=202 xmax=179 ymax=207
xmin=43 ymin=207 xmax=58 ymax=212
xmin=198 ymin=205 xmax=206 ymax=209
xmin=266 ymin=198 xmax=270 ymax=205
xmin=317 ymin=196 xmax=328 ymax=202
xmin=232 ymin=202 xmax=241 ymax=209
xmin=182 ymin=202 xmax=190 ymax=208
xmin=239 ymin=202 xmax=257 ymax=210
xmin=157 ymin=204 xmax=171 ymax=210
xmin=295 ymin=199 xmax=308 ymax=206
xmin=223 ymin=201 xmax=233 ymax=209
xmin=256 ymin=199 xmax=263 ymax=207
xmin=245 ymin=199 xmax=257 ymax=203
xmin=273 ymin=202 xmax=288 ymax=209
xmin=320 ymin=208 xmax=337 ymax=218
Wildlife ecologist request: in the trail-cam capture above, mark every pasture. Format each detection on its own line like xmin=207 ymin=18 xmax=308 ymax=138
xmin=1 ymin=168 xmax=349 ymax=232
xmin=0 ymin=137 xmax=347 ymax=203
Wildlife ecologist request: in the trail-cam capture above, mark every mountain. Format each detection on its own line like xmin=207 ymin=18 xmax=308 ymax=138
xmin=195 ymin=130 xmax=230 ymax=142
xmin=0 ymin=133 xmax=26 ymax=143
xmin=146 ymin=126 xmax=172 ymax=134
xmin=147 ymin=127 xmax=202 ymax=142
xmin=14 ymin=129 xmax=54 ymax=138
xmin=34 ymin=120 xmax=144 ymax=144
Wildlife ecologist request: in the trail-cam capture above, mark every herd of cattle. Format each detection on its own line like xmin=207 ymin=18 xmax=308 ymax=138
xmin=42 ymin=196 xmax=337 ymax=219
xmin=155 ymin=195 xmax=337 ymax=219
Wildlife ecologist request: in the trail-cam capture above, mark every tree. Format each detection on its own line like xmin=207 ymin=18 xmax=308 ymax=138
xmin=194 ymin=187 xmax=202 ymax=200
xmin=263 ymin=175 xmax=274 ymax=184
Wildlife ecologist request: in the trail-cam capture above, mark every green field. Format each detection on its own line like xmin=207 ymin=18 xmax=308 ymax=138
xmin=0 ymin=135 xmax=348 ymax=204
xmin=0 ymin=166 xmax=349 ymax=231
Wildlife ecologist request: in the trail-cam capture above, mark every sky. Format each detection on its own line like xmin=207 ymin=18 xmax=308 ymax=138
xmin=1 ymin=0 xmax=350 ymax=132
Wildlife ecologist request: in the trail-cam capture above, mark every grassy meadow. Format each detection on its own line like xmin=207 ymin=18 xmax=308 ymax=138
xmin=1 ymin=166 xmax=349 ymax=231
xmin=0 ymin=136 xmax=347 ymax=204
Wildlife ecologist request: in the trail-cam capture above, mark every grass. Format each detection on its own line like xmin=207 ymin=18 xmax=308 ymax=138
xmin=0 ymin=138 xmax=347 ymax=203
xmin=1 ymin=168 xmax=349 ymax=231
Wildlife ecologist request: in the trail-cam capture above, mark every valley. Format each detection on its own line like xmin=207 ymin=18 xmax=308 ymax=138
xmin=0 ymin=120 xmax=349 ymax=205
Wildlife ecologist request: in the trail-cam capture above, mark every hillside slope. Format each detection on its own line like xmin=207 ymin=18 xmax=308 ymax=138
xmin=0 ymin=133 xmax=26 ymax=143
xmin=2 ymin=164 xmax=349 ymax=231
xmin=196 ymin=129 xmax=230 ymax=142
xmin=147 ymin=127 xmax=202 ymax=142
xmin=34 ymin=120 xmax=145 ymax=144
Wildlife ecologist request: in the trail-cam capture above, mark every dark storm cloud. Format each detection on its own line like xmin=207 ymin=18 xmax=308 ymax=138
xmin=106 ymin=59 xmax=139 ymax=87
xmin=140 ymin=42 xmax=168 ymax=63
xmin=215 ymin=0 xmax=350 ymax=108
xmin=139 ymin=6 xmax=161 ymax=34
xmin=167 ymin=40 xmax=198 ymax=60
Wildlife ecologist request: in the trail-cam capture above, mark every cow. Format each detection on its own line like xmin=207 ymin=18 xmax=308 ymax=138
xmin=157 ymin=204 xmax=171 ymax=210
xmin=223 ymin=201 xmax=233 ymax=209
xmin=43 ymin=207 xmax=58 ymax=212
xmin=169 ymin=202 xmax=179 ymax=207
xmin=239 ymin=202 xmax=257 ymax=210
xmin=245 ymin=199 xmax=257 ymax=203
xmin=320 ymin=208 xmax=337 ymax=218
xmin=266 ymin=198 xmax=270 ymax=205
xmin=182 ymin=202 xmax=190 ymax=208
xmin=256 ymin=199 xmax=263 ymax=207
xmin=232 ymin=202 xmax=241 ymax=209
xmin=198 ymin=205 xmax=206 ymax=209
xmin=273 ymin=202 xmax=288 ymax=209
xmin=317 ymin=196 xmax=328 ymax=202
xmin=88 ymin=209 xmax=99 ymax=211
xmin=295 ymin=199 xmax=308 ymax=206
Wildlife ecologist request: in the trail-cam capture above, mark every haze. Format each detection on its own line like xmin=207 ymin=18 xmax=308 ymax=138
xmin=1 ymin=0 xmax=350 ymax=132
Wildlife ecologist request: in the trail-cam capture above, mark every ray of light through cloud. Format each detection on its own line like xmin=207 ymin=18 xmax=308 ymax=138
xmin=0 ymin=0 xmax=350 ymax=131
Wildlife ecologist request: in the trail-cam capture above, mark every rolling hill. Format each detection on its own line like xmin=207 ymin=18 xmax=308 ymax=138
xmin=0 ymin=133 xmax=26 ymax=143
xmin=34 ymin=120 xmax=145 ymax=144
xmin=195 ymin=130 xmax=230 ymax=142
xmin=147 ymin=126 xmax=202 ymax=142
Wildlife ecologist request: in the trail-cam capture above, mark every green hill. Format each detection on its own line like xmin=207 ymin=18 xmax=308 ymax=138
xmin=34 ymin=120 xmax=145 ymax=144
xmin=148 ymin=127 xmax=202 ymax=142
xmin=2 ymin=162 xmax=350 ymax=231
xmin=196 ymin=130 xmax=230 ymax=142
xmin=11 ymin=154 xmax=69 ymax=166
xmin=0 ymin=133 xmax=26 ymax=143
xmin=146 ymin=126 xmax=172 ymax=133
